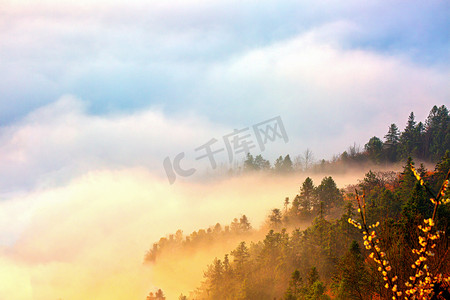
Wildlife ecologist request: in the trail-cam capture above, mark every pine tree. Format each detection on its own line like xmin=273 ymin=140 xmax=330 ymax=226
xmin=385 ymin=123 xmax=400 ymax=144
xmin=424 ymin=105 xmax=450 ymax=161
xmin=432 ymin=150 xmax=450 ymax=192
xmin=299 ymin=177 xmax=316 ymax=216
xmin=275 ymin=156 xmax=284 ymax=172
xmin=283 ymin=155 xmax=294 ymax=172
xmin=155 ymin=289 xmax=165 ymax=300
xmin=384 ymin=123 xmax=400 ymax=161
xmin=231 ymin=242 xmax=249 ymax=273
xmin=243 ymin=153 xmax=256 ymax=171
xmin=308 ymin=267 xmax=319 ymax=286
xmin=284 ymin=269 xmax=303 ymax=300
xmin=397 ymin=157 xmax=417 ymax=202
xmin=239 ymin=215 xmax=252 ymax=232
xmin=333 ymin=241 xmax=371 ymax=300
xmin=400 ymin=112 xmax=419 ymax=159
xmin=316 ymin=176 xmax=343 ymax=211
xmin=269 ymin=208 xmax=283 ymax=229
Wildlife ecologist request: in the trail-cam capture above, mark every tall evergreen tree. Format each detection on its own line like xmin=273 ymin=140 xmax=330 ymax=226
xmin=239 ymin=215 xmax=252 ymax=232
xmin=432 ymin=150 xmax=450 ymax=191
xmin=308 ymin=267 xmax=320 ymax=286
xmin=384 ymin=123 xmax=400 ymax=161
xmin=424 ymin=105 xmax=450 ymax=161
xmin=285 ymin=269 xmax=303 ymax=299
xmin=400 ymin=112 xmax=419 ymax=159
xmin=397 ymin=157 xmax=417 ymax=202
xmin=299 ymin=177 xmax=316 ymax=213
xmin=316 ymin=177 xmax=343 ymax=211
xmin=269 ymin=208 xmax=283 ymax=229
xmin=283 ymin=155 xmax=294 ymax=172
xmin=244 ymin=153 xmax=256 ymax=171
xmin=231 ymin=241 xmax=250 ymax=272
xmin=333 ymin=241 xmax=371 ymax=300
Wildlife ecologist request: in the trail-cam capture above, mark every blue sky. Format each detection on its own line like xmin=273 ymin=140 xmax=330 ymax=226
xmin=0 ymin=0 xmax=449 ymax=192
xmin=1 ymin=0 xmax=448 ymax=121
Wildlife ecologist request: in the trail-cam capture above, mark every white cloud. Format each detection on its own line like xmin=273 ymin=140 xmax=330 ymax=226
xmin=194 ymin=25 xmax=449 ymax=156
xmin=0 ymin=95 xmax=231 ymax=193
xmin=1 ymin=0 xmax=447 ymax=123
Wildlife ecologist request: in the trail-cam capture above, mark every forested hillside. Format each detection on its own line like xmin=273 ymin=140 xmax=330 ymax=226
xmin=241 ymin=105 xmax=450 ymax=174
xmin=145 ymin=105 xmax=450 ymax=300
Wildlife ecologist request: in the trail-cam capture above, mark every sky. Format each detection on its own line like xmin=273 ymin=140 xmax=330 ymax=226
xmin=0 ymin=0 xmax=449 ymax=191
xmin=0 ymin=0 xmax=449 ymax=298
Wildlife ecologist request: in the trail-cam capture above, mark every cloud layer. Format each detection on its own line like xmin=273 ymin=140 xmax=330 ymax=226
xmin=0 ymin=166 xmax=366 ymax=299
xmin=0 ymin=95 xmax=233 ymax=192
